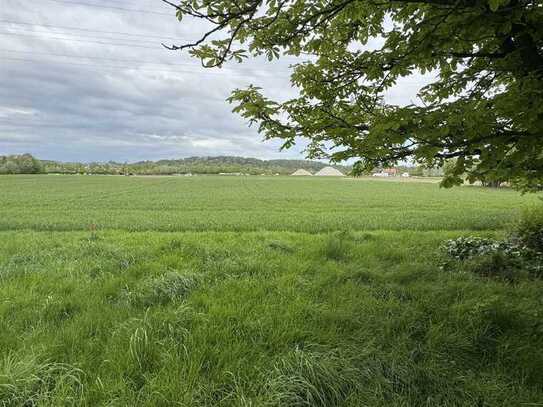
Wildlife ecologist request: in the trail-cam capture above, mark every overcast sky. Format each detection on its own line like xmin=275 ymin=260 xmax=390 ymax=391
xmin=0 ymin=0 xmax=430 ymax=163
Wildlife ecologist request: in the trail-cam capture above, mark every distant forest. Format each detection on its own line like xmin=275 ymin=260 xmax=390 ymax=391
xmin=0 ymin=154 xmax=442 ymax=176
xmin=0 ymin=154 xmax=351 ymax=175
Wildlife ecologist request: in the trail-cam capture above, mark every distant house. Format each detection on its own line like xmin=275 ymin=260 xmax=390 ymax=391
xmin=372 ymin=168 xmax=398 ymax=177
xmin=383 ymin=168 xmax=398 ymax=176
xmin=314 ymin=167 xmax=345 ymax=176
xmin=291 ymin=169 xmax=312 ymax=176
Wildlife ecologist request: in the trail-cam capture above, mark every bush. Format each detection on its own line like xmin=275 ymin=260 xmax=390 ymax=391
xmin=462 ymin=252 xmax=522 ymax=282
xmin=441 ymin=237 xmax=523 ymax=261
xmin=0 ymin=154 xmax=43 ymax=174
xmin=513 ymin=206 xmax=543 ymax=253
xmin=441 ymin=210 xmax=543 ymax=280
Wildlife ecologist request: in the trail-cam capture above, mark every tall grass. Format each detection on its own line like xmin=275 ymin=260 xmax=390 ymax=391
xmin=265 ymin=348 xmax=361 ymax=406
xmin=0 ymin=176 xmax=541 ymax=405
xmin=0 ymin=353 xmax=83 ymax=405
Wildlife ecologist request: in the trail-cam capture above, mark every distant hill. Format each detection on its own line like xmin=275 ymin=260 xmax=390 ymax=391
xmin=38 ymin=155 xmax=352 ymax=176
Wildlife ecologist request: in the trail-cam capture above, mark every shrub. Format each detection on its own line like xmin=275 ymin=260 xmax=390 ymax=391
xmin=462 ymin=252 xmax=522 ymax=282
xmin=513 ymin=206 xmax=543 ymax=253
xmin=441 ymin=227 xmax=542 ymax=280
xmin=441 ymin=237 xmax=523 ymax=261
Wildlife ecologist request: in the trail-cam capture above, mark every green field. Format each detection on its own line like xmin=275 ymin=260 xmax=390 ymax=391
xmin=1 ymin=175 xmax=542 ymax=406
xmin=0 ymin=175 xmax=539 ymax=232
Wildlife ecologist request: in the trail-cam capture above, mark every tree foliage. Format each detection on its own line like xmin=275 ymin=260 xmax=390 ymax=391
xmin=163 ymin=0 xmax=543 ymax=191
xmin=39 ymin=156 xmax=350 ymax=175
xmin=0 ymin=154 xmax=43 ymax=174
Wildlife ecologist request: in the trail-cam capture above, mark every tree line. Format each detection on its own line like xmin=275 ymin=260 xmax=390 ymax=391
xmin=1 ymin=154 xmax=353 ymax=176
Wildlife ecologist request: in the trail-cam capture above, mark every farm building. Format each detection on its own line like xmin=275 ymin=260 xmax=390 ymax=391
xmin=291 ymin=169 xmax=313 ymax=176
xmin=383 ymin=168 xmax=398 ymax=176
xmin=314 ymin=167 xmax=345 ymax=176
xmin=373 ymin=168 xmax=398 ymax=177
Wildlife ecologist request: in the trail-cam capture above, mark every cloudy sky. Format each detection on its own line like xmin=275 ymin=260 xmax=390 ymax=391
xmin=0 ymin=0 xmax=430 ymax=163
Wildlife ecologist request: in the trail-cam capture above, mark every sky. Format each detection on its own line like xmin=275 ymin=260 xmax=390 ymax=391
xmin=0 ymin=0 xmax=431 ymax=163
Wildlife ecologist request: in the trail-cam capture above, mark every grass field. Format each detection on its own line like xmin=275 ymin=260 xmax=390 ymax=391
xmin=0 ymin=175 xmax=539 ymax=232
xmin=1 ymin=175 xmax=542 ymax=406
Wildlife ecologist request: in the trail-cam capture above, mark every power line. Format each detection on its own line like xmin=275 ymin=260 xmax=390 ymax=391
xmin=0 ymin=49 xmax=291 ymax=73
xmin=0 ymin=49 xmax=197 ymax=66
xmin=0 ymin=55 xmax=219 ymax=74
xmin=0 ymin=31 xmax=163 ymax=49
xmin=2 ymin=27 xmax=168 ymax=45
xmin=0 ymin=29 xmax=304 ymax=64
xmin=0 ymin=52 xmax=426 ymax=84
xmin=42 ymin=0 xmax=174 ymax=16
xmin=0 ymin=22 xmax=305 ymax=63
xmin=0 ymin=56 xmax=277 ymax=77
xmin=0 ymin=19 xmax=185 ymax=41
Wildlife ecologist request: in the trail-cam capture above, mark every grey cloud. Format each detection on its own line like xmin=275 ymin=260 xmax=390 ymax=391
xmin=0 ymin=0 xmax=426 ymax=162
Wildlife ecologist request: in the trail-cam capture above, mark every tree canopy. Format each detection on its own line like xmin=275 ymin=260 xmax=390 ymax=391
xmin=0 ymin=154 xmax=43 ymax=175
xmin=162 ymin=0 xmax=543 ymax=191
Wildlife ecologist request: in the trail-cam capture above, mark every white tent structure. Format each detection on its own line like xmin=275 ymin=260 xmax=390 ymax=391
xmin=314 ymin=166 xmax=345 ymax=176
xmin=291 ymin=169 xmax=313 ymax=176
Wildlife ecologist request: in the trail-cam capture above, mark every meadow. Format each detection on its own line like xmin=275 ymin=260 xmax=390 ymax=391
xmin=0 ymin=175 xmax=542 ymax=406
xmin=0 ymin=175 xmax=538 ymax=232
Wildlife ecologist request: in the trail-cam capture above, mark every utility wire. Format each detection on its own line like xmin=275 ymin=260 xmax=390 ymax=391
xmin=0 ymin=31 xmax=164 ymax=49
xmin=1 ymin=56 xmax=278 ymax=77
xmin=0 ymin=51 xmax=425 ymax=84
xmin=0 ymin=48 xmax=200 ymax=66
xmin=0 ymin=19 xmax=186 ymax=41
xmin=42 ymin=0 xmax=174 ymax=16
xmin=0 ymin=22 xmax=304 ymax=63
xmin=2 ymin=27 xmax=169 ymax=45
xmin=0 ymin=49 xmax=291 ymax=73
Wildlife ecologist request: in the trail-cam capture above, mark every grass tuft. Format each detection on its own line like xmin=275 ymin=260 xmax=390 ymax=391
xmin=0 ymin=353 xmax=84 ymax=405
xmin=268 ymin=240 xmax=295 ymax=254
xmin=265 ymin=348 xmax=361 ymax=406
xmin=138 ymin=272 xmax=199 ymax=306
xmin=321 ymin=233 xmax=351 ymax=261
